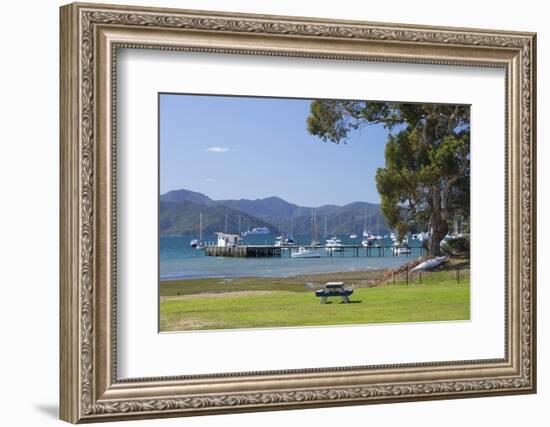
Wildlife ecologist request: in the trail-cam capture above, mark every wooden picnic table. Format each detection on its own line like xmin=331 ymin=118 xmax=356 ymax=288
xmin=315 ymin=282 xmax=353 ymax=304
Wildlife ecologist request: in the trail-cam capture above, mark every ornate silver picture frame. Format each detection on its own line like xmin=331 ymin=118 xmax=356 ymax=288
xmin=60 ymin=2 xmax=536 ymax=423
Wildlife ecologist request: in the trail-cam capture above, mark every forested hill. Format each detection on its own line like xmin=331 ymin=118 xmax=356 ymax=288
xmin=159 ymin=189 xmax=388 ymax=236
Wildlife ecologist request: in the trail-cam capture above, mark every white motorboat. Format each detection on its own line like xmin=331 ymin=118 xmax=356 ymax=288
xmin=241 ymin=226 xmax=270 ymax=236
xmin=291 ymin=247 xmax=321 ymax=258
xmin=392 ymin=244 xmax=412 ymax=255
xmin=275 ymin=235 xmax=297 ymax=247
xmin=361 ymin=238 xmax=373 ymax=247
xmin=418 ymin=231 xmax=430 ymax=242
xmin=190 ymin=238 xmax=199 ymax=248
xmin=349 ymin=233 xmax=357 ymax=239
xmin=325 ymin=236 xmax=343 ymax=251
xmin=366 ymin=233 xmax=377 ymax=243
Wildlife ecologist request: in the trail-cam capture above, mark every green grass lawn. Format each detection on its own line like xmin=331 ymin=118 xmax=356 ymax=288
xmin=160 ymin=268 xmax=470 ymax=332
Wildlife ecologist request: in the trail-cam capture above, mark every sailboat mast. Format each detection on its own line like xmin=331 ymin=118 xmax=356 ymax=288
xmin=311 ymin=210 xmax=318 ymax=245
xmin=199 ymin=212 xmax=203 ymax=242
xmin=315 ymin=211 xmax=317 ymax=243
xmin=311 ymin=210 xmax=314 ymax=243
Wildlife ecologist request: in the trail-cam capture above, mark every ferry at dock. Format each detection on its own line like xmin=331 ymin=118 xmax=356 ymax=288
xmin=241 ymin=226 xmax=270 ymax=236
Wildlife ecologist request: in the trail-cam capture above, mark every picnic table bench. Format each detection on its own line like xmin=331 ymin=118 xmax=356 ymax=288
xmin=315 ymin=282 xmax=353 ymax=304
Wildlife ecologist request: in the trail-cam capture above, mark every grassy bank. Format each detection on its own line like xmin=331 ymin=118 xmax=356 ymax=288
xmin=160 ymin=265 xmax=470 ymax=331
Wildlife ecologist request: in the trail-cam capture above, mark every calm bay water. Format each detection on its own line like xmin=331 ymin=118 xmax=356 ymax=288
xmin=160 ymin=234 xmax=423 ymax=280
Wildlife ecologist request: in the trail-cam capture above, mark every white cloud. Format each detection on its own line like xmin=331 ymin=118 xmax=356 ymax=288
xmin=205 ymin=146 xmax=229 ymax=153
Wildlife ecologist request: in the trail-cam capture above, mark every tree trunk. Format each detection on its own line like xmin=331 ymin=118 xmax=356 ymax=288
xmin=429 ymin=185 xmax=449 ymax=256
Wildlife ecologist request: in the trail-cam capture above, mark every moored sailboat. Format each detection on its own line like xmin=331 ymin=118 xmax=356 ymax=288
xmin=191 ymin=212 xmax=205 ymax=249
xmin=310 ymin=209 xmax=320 ymax=246
xmin=198 ymin=213 xmax=206 ymax=249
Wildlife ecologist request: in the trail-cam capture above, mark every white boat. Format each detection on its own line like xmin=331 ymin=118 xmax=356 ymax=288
xmin=190 ymin=212 xmax=204 ymax=248
xmin=241 ymin=226 xmax=270 ymax=236
xmin=349 ymin=233 xmax=357 ymax=239
xmin=275 ymin=235 xmax=297 ymax=247
xmin=291 ymin=247 xmax=321 ymax=258
xmin=390 ymin=232 xmax=397 ymax=241
xmin=411 ymin=256 xmax=448 ymax=273
xmin=325 ymin=236 xmax=343 ymax=251
xmin=361 ymin=238 xmax=373 ymax=247
xmin=392 ymin=244 xmax=411 ymax=255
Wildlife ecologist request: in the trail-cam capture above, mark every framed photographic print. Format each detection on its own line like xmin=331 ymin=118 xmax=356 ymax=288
xmin=60 ymin=2 xmax=537 ymax=423
xmin=157 ymin=94 xmax=471 ymax=332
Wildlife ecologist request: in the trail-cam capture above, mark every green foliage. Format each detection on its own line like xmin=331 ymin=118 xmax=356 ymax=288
xmin=307 ymin=101 xmax=470 ymax=255
xmin=440 ymin=236 xmax=470 ymax=256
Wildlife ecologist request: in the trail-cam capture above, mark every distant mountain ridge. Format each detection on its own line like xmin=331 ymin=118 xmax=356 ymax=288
xmin=159 ymin=189 xmax=388 ymax=236
xmin=161 ymin=189 xmax=214 ymax=205
xmin=160 ymin=200 xmax=272 ymax=237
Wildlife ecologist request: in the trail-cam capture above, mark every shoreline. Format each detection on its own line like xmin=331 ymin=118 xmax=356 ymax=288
xmin=159 ymin=256 xmax=450 ymax=283
xmin=159 ymin=266 xmax=382 ymax=282
xmin=159 ymin=255 xmax=470 ymax=298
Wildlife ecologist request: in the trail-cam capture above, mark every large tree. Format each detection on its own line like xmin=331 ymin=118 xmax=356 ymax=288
xmin=307 ymin=101 xmax=469 ymax=256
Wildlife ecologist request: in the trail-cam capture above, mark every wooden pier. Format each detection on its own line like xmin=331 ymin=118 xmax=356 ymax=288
xmin=204 ymin=245 xmax=426 ymax=258
xmin=204 ymin=245 xmax=282 ymax=258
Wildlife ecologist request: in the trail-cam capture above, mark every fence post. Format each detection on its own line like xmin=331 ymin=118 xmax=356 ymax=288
xmin=457 ymin=267 xmax=460 ymax=283
xmin=406 ymin=267 xmax=409 ymax=286
xmin=419 ymin=272 xmax=422 ymax=284
xmin=393 ymin=271 xmax=395 ymax=286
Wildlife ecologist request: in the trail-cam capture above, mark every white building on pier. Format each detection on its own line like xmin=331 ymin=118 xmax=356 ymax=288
xmin=215 ymin=232 xmax=241 ymax=247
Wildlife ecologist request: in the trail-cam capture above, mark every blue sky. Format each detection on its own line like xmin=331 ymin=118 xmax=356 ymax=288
xmin=159 ymin=94 xmax=391 ymax=206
